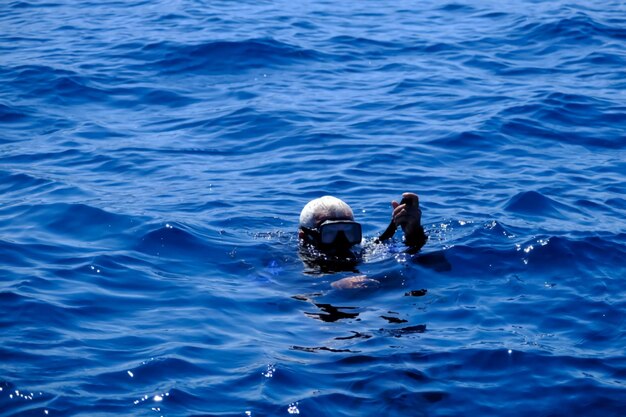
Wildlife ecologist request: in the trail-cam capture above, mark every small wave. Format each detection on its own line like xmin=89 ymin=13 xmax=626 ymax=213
xmin=0 ymin=148 xmax=82 ymax=166
xmin=122 ymin=357 xmax=206 ymax=385
xmin=427 ymin=130 xmax=507 ymax=149
xmin=328 ymin=35 xmax=462 ymax=60
xmin=514 ymin=12 xmax=624 ymax=45
xmin=443 ymin=243 xmax=523 ymax=276
xmin=525 ymin=235 xmax=626 ymax=271
xmin=438 ymin=3 xmax=476 ymax=13
xmin=504 ymin=91 xmax=609 ymax=117
xmin=504 ymin=191 xmax=567 ymax=218
xmin=134 ymin=223 xmax=213 ymax=259
xmin=566 ymin=50 xmax=626 ymax=69
xmin=136 ymin=38 xmax=324 ymax=75
xmin=496 ymin=91 xmax=625 ymax=146
xmin=8 ymin=1 xmax=61 ymax=9
xmin=499 ymin=117 xmax=625 ymax=150
xmin=5 ymin=203 xmax=141 ymax=246
xmin=0 ymin=170 xmax=51 ymax=196
xmin=606 ymin=197 xmax=626 ymax=211
xmin=12 ymin=67 xmax=107 ymax=105
xmin=6 ymin=64 xmax=197 ymax=109
xmin=0 ymin=103 xmax=30 ymax=123
xmin=0 ymin=291 xmax=77 ymax=328
xmin=462 ymin=220 xmax=519 ymax=245
xmin=327 ymin=35 xmax=396 ymax=57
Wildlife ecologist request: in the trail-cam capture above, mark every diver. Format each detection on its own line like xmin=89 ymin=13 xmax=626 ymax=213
xmin=298 ymin=192 xmax=428 ymax=275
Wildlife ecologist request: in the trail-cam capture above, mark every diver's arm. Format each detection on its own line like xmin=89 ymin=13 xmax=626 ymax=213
xmin=391 ymin=192 xmax=428 ymax=250
xmin=331 ymin=275 xmax=380 ymax=289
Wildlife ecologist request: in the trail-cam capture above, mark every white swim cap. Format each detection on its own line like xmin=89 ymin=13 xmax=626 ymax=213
xmin=299 ymin=196 xmax=355 ymax=229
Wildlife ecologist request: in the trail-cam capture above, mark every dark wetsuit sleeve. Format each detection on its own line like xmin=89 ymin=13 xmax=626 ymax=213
xmin=404 ymin=226 xmax=428 ymax=253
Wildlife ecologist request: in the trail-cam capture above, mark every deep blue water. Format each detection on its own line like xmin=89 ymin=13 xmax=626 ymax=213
xmin=2 ymin=0 xmax=626 ymax=415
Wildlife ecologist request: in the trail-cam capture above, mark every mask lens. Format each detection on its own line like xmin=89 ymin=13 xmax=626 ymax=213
xmin=319 ymin=221 xmax=362 ymax=245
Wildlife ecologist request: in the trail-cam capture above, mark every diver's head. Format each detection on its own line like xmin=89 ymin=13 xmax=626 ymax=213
xmin=298 ymin=196 xmax=362 ymax=254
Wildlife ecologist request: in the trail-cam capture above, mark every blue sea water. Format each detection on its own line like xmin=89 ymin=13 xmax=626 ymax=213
xmin=1 ymin=0 xmax=626 ymax=415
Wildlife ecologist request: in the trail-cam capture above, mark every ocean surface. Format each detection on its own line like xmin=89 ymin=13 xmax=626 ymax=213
xmin=1 ymin=0 xmax=626 ymax=416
